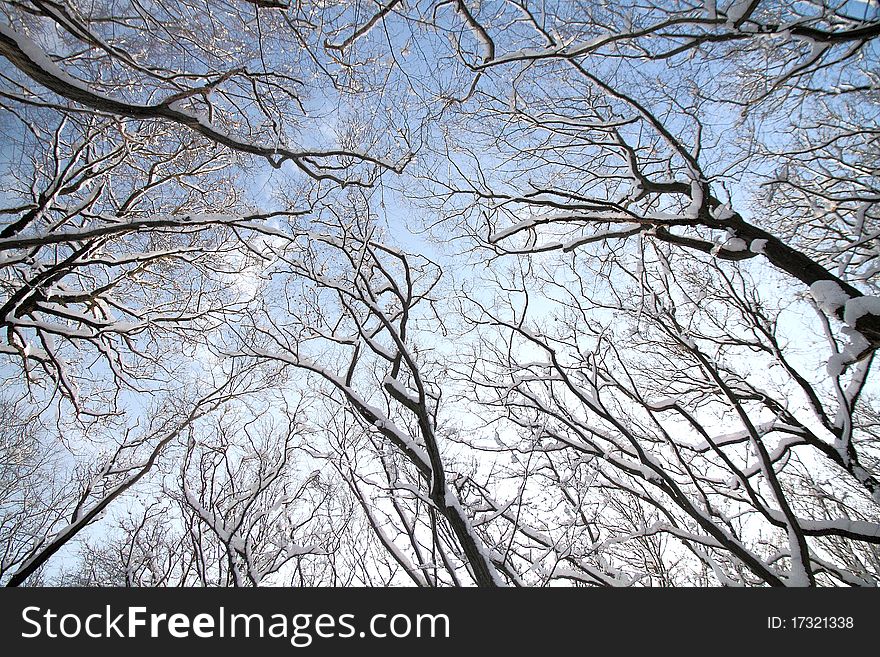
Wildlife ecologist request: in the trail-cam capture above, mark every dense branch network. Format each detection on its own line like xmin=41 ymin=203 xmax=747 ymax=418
xmin=1 ymin=0 xmax=878 ymax=586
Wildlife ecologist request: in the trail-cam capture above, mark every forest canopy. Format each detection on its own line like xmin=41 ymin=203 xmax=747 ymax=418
xmin=1 ymin=0 xmax=878 ymax=587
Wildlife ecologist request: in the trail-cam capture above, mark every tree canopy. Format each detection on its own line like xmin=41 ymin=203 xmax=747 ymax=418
xmin=1 ymin=0 xmax=879 ymax=587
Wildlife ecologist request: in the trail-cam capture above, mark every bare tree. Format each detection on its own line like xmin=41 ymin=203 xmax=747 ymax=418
xmin=0 ymin=0 xmax=395 ymax=584
xmin=236 ymin=193 xmax=506 ymax=586
xmin=172 ymin=396 xmax=333 ymax=586
xmin=398 ymin=0 xmax=880 ymax=585
xmin=2 ymin=0 xmax=877 ymax=587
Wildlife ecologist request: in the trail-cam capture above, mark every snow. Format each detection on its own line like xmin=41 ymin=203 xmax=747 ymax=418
xmin=694 ymin=421 xmax=778 ymax=451
xmin=487 ymin=36 xmax=606 ymax=65
xmin=768 ymin=513 xmax=880 ymax=540
xmin=382 ymin=374 xmax=420 ymax=405
xmin=841 ymin=327 xmax=870 ymax=357
xmin=826 ymin=353 xmax=849 ymax=378
xmin=0 ymin=252 xmax=24 ymax=266
xmin=809 ymin=280 xmax=850 ymax=314
xmin=10 ymin=316 xmax=93 ymax=338
xmin=0 ymin=23 xmax=131 ymax=106
xmin=489 ymin=218 xmax=537 ymax=243
xmin=704 ymin=0 xmax=718 ymax=19
xmin=685 ymin=179 xmax=704 ymax=219
xmin=443 ymin=488 xmax=507 ymax=586
xmin=710 ymin=229 xmax=748 ymax=254
xmin=723 ymin=237 xmax=747 ymax=252
xmin=647 ymin=396 xmax=681 ymax=410
xmin=807 ymin=39 xmax=830 ymax=60
xmin=786 ymin=526 xmax=812 ymax=587
xmin=725 ymin=0 xmax=753 ymax=25
xmin=561 ymin=223 xmax=640 ymax=251
xmin=710 ymin=202 xmax=734 ymax=221
xmin=843 ymin=296 xmax=880 ymax=328
xmin=749 ymin=238 xmax=768 ymax=254
xmin=825 ymin=326 xmax=871 ymax=378
xmin=108 ymin=321 xmax=144 ymax=333
xmin=809 ymin=286 xmax=877 ymax=374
